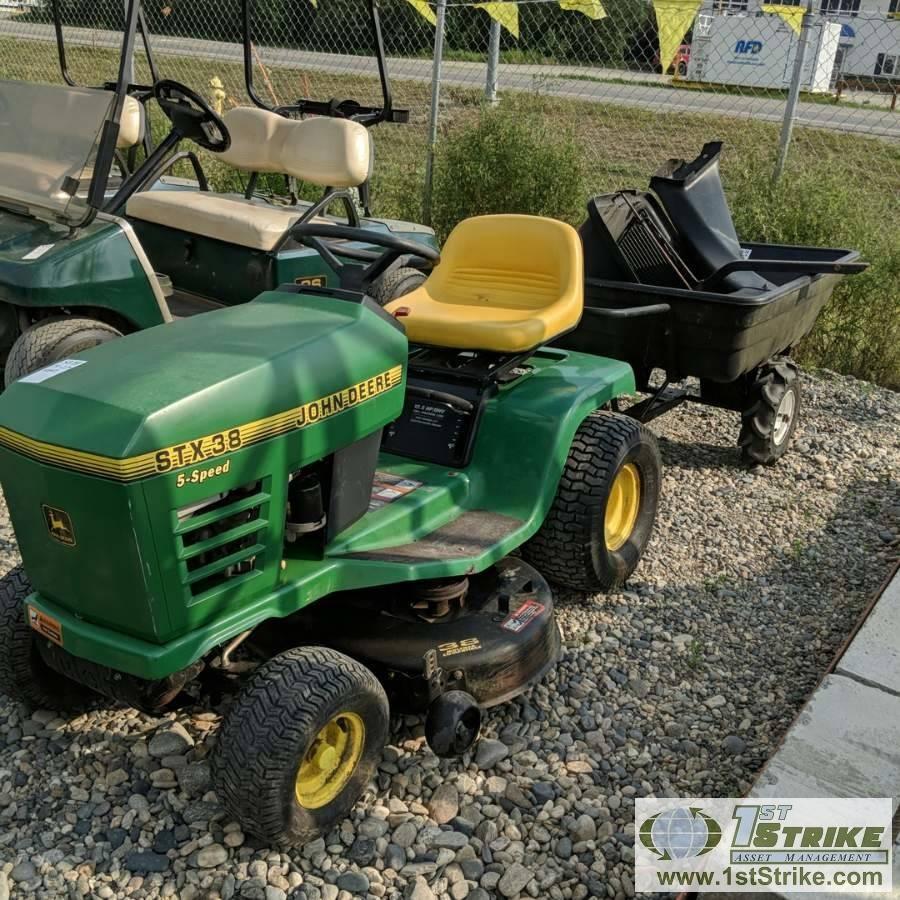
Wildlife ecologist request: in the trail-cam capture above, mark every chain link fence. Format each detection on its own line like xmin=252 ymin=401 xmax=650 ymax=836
xmin=0 ymin=0 xmax=896 ymax=216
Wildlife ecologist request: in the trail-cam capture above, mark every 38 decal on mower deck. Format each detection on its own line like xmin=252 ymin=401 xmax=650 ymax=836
xmin=0 ymin=365 xmax=403 ymax=483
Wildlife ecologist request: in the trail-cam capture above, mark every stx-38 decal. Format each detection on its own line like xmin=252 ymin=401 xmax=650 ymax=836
xmin=0 ymin=365 xmax=403 ymax=483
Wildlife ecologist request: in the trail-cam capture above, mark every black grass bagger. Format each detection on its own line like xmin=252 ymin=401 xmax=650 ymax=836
xmin=558 ymin=142 xmax=868 ymax=465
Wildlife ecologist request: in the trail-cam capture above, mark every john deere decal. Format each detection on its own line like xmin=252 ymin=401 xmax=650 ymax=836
xmin=0 ymin=366 xmax=403 ymax=483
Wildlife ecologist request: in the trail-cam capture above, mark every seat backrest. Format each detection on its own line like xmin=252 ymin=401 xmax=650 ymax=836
xmin=117 ymin=94 xmax=144 ymax=149
xmin=218 ymin=106 xmax=372 ymax=188
xmin=425 ymin=214 xmax=583 ymax=313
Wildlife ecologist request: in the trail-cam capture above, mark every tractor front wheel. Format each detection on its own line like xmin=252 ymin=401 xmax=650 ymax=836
xmin=523 ymin=411 xmax=661 ymax=592
xmin=212 ymin=646 xmax=389 ymax=847
xmin=5 ymin=316 xmax=122 ymax=386
xmin=0 ymin=565 xmax=95 ymax=710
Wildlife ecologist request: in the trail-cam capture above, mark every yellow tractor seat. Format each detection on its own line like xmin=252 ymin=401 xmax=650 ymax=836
xmin=385 ymin=214 xmax=583 ymax=354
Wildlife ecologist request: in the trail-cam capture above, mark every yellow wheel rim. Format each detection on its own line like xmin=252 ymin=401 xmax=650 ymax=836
xmin=605 ymin=462 xmax=641 ymax=552
xmin=294 ymin=712 xmax=365 ymax=809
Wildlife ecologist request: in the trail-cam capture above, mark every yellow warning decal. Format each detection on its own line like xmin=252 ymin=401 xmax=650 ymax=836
xmin=0 ymin=365 xmax=403 ymax=483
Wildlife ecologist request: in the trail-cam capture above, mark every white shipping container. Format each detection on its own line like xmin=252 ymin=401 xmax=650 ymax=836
xmin=688 ymin=14 xmax=843 ymax=93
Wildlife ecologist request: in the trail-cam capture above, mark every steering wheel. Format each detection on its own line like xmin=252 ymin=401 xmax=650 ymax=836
xmin=291 ymin=222 xmax=440 ymax=293
xmin=153 ymin=79 xmax=230 ymax=153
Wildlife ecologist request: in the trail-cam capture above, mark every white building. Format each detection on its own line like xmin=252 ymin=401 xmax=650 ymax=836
xmin=694 ymin=0 xmax=900 ymax=82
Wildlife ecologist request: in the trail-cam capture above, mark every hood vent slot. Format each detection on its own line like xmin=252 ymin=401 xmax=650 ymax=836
xmin=174 ymin=481 xmax=270 ymax=599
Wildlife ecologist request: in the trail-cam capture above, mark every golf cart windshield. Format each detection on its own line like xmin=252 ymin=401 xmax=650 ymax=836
xmin=0 ymin=80 xmax=115 ymax=227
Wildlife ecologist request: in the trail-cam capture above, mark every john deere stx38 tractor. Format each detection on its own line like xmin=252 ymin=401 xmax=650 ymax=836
xmin=0 ymin=215 xmax=660 ymax=846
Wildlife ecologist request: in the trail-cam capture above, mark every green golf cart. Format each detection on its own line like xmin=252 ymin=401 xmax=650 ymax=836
xmin=0 ymin=212 xmax=660 ymax=846
xmin=0 ymin=0 xmax=435 ymax=384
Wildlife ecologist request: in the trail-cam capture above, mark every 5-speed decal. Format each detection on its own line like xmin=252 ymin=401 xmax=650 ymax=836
xmin=0 ymin=365 xmax=402 ymax=482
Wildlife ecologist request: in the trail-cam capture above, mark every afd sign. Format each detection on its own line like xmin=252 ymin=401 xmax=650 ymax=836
xmin=734 ymin=39 xmax=763 ymax=54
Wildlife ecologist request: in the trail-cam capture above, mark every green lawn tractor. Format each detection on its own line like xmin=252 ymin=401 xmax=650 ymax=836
xmin=0 ymin=0 xmax=435 ymax=385
xmin=0 ymin=214 xmax=661 ymax=846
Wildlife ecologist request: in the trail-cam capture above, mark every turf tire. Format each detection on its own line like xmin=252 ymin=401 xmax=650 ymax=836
xmin=369 ymin=266 xmax=426 ymax=306
xmin=0 ymin=565 xmax=95 ymax=710
xmin=5 ymin=316 xmax=122 ymax=386
xmin=739 ymin=360 xmax=800 ymax=466
xmin=522 ymin=411 xmax=661 ymax=592
xmin=212 ymin=646 xmax=389 ymax=847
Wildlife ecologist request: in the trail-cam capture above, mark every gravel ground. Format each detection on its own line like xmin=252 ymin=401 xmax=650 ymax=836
xmin=1 ymin=369 xmax=898 ymax=900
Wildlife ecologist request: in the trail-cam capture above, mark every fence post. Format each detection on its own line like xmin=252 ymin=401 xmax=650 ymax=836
xmin=773 ymin=2 xmax=813 ymax=182
xmin=422 ymin=0 xmax=448 ymax=225
xmin=485 ymin=19 xmax=501 ymax=104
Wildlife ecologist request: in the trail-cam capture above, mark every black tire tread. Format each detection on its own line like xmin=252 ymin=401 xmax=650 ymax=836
xmin=739 ymin=360 xmax=800 ymax=465
xmin=5 ymin=316 xmax=122 ymax=386
xmin=212 ymin=646 xmax=388 ymax=846
xmin=0 ymin=565 xmax=93 ymax=709
xmin=523 ymin=411 xmax=659 ymax=591
xmin=370 ymin=266 xmax=426 ymax=306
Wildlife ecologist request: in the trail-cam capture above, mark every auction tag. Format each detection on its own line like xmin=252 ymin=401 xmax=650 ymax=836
xmin=22 ymin=244 xmax=55 ymax=260
xmin=501 ymin=598 xmax=545 ymax=632
xmin=27 ymin=605 xmax=63 ymax=647
xmin=19 ymin=358 xmax=86 ymax=384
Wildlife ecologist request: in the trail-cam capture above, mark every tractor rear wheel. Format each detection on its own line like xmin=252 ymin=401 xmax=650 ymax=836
xmin=5 ymin=316 xmax=122 ymax=386
xmin=522 ymin=411 xmax=661 ymax=592
xmin=370 ymin=266 xmax=426 ymax=306
xmin=212 ymin=646 xmax=389 ymax=847
xmin=739 ymin=360 xmax=800 ymax=465
xmin=0 ymin=565 xmax=95 ymax=710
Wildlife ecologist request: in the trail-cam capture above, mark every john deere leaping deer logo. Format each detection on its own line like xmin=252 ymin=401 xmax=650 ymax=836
xmin=42 ymin=505 xmax=76 ymax=546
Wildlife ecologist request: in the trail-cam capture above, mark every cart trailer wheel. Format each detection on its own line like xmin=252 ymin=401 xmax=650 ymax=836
xmin=523 ymin=411 xmax=661 ymax=592
xmin=369 ymin=266 xmax=426 ymax=306
xmin=0 ymin=565 xmax=96 ymax=710
xmin=739 ymin=360 xmax=800 ymax=466
xmin=212 ymin=646 xmax=389 ymax=847
xmin=5 ymin=316 xmax=123 ymax=386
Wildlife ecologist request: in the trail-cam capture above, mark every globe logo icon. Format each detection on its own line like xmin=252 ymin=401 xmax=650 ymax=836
xmin=639 ymin=807 xmax=722 ymax=860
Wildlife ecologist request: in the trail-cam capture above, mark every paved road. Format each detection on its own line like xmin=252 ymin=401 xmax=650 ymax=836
xmin=3 ymin=17 xmax=898 ymax=140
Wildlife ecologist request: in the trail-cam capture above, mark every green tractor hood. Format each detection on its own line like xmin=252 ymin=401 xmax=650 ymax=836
xmin=0 ymin=289 xmax=407 ymax=649
xmin=0 ymin=290 xmax=406 ymax=462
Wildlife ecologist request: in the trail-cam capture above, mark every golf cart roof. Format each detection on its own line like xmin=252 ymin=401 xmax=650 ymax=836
xmin=242 ymin=0 xmax=408 ymax=125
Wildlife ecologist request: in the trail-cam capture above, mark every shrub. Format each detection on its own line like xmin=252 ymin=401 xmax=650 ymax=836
xmin=430 ymin=102 xmax=585 ymax=242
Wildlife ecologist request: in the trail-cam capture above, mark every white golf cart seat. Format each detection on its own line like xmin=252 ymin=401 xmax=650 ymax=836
xmin=125 ymin=107 xmax=372 ymax=251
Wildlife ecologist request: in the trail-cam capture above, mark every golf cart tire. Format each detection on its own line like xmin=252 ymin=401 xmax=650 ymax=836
xmin=5 ymin=316 xmax=123 ymax=386
xmin=0 ymin=565 xmax=96 ymax=710
xmin=370 ymin=266 xmax=426 ymax=306
xmin=738 ymin=360 xmax=800 ymax=466
xmin=522 ymin=411 xmax=661 ymax=592
xmin=212 ymin=645 xmax=389 ymax=847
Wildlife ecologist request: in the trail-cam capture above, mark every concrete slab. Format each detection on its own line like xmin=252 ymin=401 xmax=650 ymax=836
xmin=752 ymin=673 xmax=900 ymax=810
xmin=711 ymin=569 xmax=900 ymax=900
xmin=837 ymin=573 xmax=900 ymax=696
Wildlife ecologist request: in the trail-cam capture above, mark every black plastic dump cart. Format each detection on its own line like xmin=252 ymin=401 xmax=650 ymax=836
xmin=557 ymin=143 xmax=867 ymax=465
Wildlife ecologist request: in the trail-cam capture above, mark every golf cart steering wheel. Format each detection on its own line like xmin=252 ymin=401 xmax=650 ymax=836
xmin=153 ymin=79 xmax=231 ymax=153
xmin=291 ymin=223 xmax=440 ymax=293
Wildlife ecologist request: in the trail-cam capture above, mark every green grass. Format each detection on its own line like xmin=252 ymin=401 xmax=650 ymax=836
xmin=1 ymin=36 xmax=897 ymax=386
